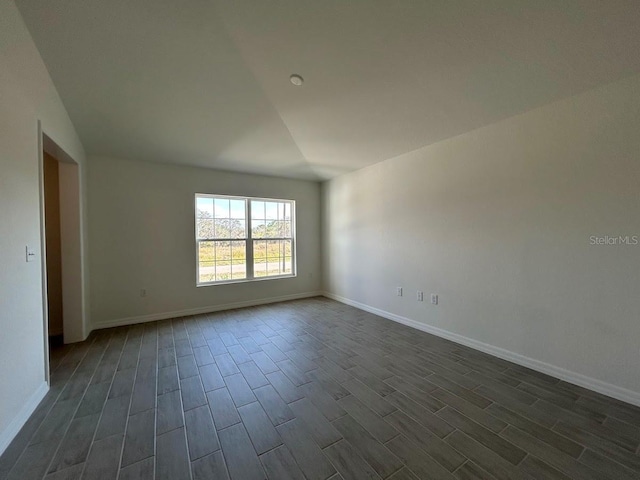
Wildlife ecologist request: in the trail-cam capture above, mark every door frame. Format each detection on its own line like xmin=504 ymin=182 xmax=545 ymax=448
xmin=37 ymin=122 xmax=86 ymax=382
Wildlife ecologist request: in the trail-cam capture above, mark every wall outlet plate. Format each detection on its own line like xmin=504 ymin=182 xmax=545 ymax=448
xmin=431 ymin=294 xmax=438 ymax=305
xmin=396 ymin=287 xmax=403 ymax=297
xmin=417 ymin=291 xmax=424 ymax=301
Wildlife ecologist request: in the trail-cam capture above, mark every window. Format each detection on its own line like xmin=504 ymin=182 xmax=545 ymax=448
xmin=195 ymin=194 xmax=295 ymax=285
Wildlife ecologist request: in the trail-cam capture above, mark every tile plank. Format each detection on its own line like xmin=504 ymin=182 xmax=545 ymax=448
xmin=180 ymin=376 xmax=207 ymax=411
xmin=219 ymin=423 xmax=267 ymax=480
xmin=276 ymin=419 xmax=336 ymax=480
xmin=332 ymin=414 xmax=403 ymax=478
xmin=260 ymin=445 xmax=306 ymax=480
xmin=207 ymin=388 xmax=242 ymax=430
xmin=156 ymin=427 xmax=191 ymax=480
xmin=385 ymin=410 xmax=465 ymax=472
xmin=386 ymin=435 xmax=455 ymax=480
xmin=192 ymin=450 xmax=230 ymax=480
xmin=323 ymin=439 xmax=383 ymax=480
xmin=48 ymin=413 xmax=100 ymax=473
xmin=225 ymin=373 xmax=257 ymax=407
xmin=121 ymin=409 xmax=156 ymax=467
xmin=157 ymin=390 xmax=184 ymax=435
xmin=238 ymin=401 xmax=283 ymax=454
xmin=185 ymin=405 xmax=220 ymax=461
xmin=82 ymin=434 xmax=124 ymax=480
xmin=437 ymin=407 xmax=526 ymax=465
xmin=254 ymin=385 xmax=295 ymax=426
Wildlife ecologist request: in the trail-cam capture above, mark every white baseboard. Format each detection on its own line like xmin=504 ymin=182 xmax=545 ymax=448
xmin=0 ymin=382 xmax=49 ymax=456
xmin=323 ymin=292 xmax=640 ymax=408
xmin=92 ymin=291 xmax=324 ymax=330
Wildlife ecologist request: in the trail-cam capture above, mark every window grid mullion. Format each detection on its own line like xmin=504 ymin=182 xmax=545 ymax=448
xmin=246 ymin=199 xmax=254 ymax=279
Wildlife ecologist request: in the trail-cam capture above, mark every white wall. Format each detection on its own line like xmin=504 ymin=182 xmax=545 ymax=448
xmin=58 ymin=162 xmax=85 ymax=342
xmin=88 ymin=156 xmax=322 ymax=327
xmin=0 ymin=0 xmax=87 ymax=453
xmin=323 ymin=73 xmax=640 ymax=404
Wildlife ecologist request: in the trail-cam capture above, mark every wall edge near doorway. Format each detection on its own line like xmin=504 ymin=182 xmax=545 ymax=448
xmin=0 ymin=382 xmax=49 ymax=456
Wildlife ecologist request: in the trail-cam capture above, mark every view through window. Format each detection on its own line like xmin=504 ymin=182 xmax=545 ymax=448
xmin=195 ymin=194 xmax=295 ymax=284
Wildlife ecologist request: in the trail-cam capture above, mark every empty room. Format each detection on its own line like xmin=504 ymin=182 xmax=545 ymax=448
xmin=2 ymin=1 xmax=640 ymax=479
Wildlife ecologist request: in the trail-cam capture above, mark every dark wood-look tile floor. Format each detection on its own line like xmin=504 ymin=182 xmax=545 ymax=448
xmin=2 ymin=297 xmax=640 ymax=480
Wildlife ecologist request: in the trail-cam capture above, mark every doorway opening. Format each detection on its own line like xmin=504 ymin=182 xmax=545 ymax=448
xmin=40 ymin=131 xmax=84 ymax=381
xmin=43 ymin=149 xmax=64 ymax=348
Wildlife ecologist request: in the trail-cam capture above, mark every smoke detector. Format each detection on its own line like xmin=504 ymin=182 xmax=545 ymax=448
xmin=289 ymin=74 xmax=304 ymax=86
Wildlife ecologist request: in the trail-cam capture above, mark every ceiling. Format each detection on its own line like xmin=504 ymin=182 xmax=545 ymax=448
xmin=17 ymin=0 xmax=640 ymax=180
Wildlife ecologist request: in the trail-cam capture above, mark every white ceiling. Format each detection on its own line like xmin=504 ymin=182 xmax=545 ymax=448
xmin=17 ymin=0 xmax=640 ymax=180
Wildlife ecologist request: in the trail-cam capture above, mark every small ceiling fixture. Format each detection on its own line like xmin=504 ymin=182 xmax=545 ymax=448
xmin=289 ymin=74 xmax=304 ymax=86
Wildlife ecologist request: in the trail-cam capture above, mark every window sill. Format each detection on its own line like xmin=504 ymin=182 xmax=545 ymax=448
xmin=197 ymin=273 xmax=296 ymax=287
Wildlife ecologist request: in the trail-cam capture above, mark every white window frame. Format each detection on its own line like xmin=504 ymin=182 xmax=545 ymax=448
xmin=195 ymin=193 xmax=296 ymax=286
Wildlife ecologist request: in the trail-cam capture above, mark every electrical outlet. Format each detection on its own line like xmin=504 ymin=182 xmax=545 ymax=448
xmin=25 ymin=246 xmax=36 ymax=263
xmin=431 ymin=294 xmax=438 ymax=305
xmin=396 ymin=287 xmax=403 ymax=297
xmin=417 ymin=291 xmax=424 ymax=301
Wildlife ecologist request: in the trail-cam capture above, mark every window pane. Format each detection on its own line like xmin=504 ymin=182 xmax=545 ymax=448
xmin=265 ymin=240 xmax=279 ymax=258
xmin=216 ymin=271 xmax=231 ymax=282
xmin=230 ymin=199 xmax=246 ymax=219
xmin=231 ymin=240 xmax=246 ymax=260
xmin=254 ymin=262 xmax=267 ymax=277
xmin=253 ymin=239 xmax=266 ymax=277
xmin=283 ymin=239 xmax=292 ymax=256
xmin=196 ymin=217 xmax=213 ymax=239
xmin=198 ymin=241 xmax=216 ymax=283
xmin=231 ymin=241 xmax=246 ymax=280
xmin=270 ymin=220 xmax=282 ymax=237
xmin=214 ymin=198 xmax=230 ymax=218
xmin=253 ymin=240 xmax=267 ymax=260
xmin=265 ymin=220 xmax=274 ymax=238
xmin=266 ymin=257 xmax=281 ymax=276
xmin=229 ymin=219 xmax=246 ymax=238
xmin=284 ymin=256 xmax=292 ymax=274
xmin=282 ymin=220 xmax=291 ymax=238
xmin=251 ymin=201 xmax=265 ymax=220
xmin=196 ymin=197 xmax=214 ymax=240
xmin=215 ymin=240 xmax=231 ymax=282
xmin=265 ymin=202 xmax=278 ymax=220
xmin=251 ymin=219 xmax=266 ymax=239
xmin=197 ymin=196 xmax=214 ymax=217
xmin=216 ymin=241 xmax=231 ymax=263
xmin=264 ymin=239 xmax=281 ymax=277
xmin=214 ymin=219 xmax=230 ymax=239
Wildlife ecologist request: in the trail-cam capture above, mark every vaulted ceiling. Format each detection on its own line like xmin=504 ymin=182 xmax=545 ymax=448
xmin=17 ymin=0 xmax=640 ymax=180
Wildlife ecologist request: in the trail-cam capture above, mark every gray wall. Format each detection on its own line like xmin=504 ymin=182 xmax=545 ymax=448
xmin=323 ymin=73 xmax=640 ymax=403
xmin=88 ymin=156 xmax=322 ymax=327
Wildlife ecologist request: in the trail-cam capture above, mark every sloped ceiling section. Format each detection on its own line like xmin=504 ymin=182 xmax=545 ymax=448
xmin=17 ymin=0 xmax=640 ymax=180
